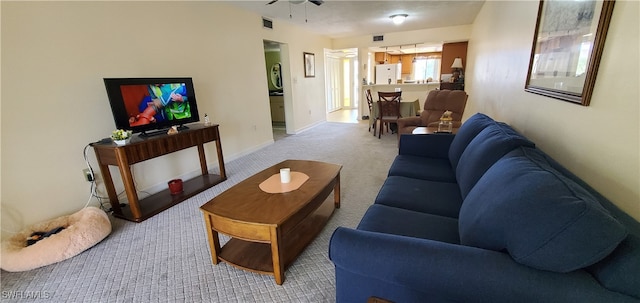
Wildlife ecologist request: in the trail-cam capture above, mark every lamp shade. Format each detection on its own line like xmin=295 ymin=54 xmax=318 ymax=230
xmin=451 ymin=58 xmax=464 ymax=69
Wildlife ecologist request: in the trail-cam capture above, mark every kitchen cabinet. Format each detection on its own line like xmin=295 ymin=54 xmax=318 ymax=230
xmin=401 ymin=55 xmax=413 ymax=74
xmin=269 ymin=96 xmax=285 ymax=122
xmin=374 ymin=52 xmax=387 ymax=64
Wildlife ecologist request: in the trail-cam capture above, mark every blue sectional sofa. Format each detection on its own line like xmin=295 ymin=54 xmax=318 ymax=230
xmin=329 ymin=113 xmax=640 ymax=302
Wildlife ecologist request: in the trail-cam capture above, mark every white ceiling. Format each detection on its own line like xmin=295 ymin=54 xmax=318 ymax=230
xmin=225 ymin=0 xmax=485 ymax=41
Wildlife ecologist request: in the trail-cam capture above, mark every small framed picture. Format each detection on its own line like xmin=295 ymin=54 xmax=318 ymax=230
xmin=304 ymin=52 xmax=315 ymax=78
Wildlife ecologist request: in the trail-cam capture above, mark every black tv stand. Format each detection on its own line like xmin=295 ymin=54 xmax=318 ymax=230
xmin=140 ymin=125 xmax=189 ymax=138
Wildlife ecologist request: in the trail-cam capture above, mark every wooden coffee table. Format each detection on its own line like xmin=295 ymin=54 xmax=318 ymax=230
xmin=200 ymin=160 xmax=342 ymax=285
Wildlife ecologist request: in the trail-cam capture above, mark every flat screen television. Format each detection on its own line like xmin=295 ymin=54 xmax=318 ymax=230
xmin=103 ymin=77 xmax=200 ymax=136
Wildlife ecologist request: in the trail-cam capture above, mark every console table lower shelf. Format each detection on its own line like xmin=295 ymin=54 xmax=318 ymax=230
xmin=115 ymin=174 xmax=224 ymax=222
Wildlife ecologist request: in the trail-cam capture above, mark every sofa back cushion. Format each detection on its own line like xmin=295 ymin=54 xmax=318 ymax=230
xmin=456 ymin=122 xmax=534 ymax=199
xmin=448 ymin=113 xmax=495 ymax=169
xmin=458 ymin=147 xmax=627 ymax=273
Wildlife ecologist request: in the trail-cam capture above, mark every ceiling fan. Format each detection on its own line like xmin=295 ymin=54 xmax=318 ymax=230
xmin=266 ymin=0 xmax=324 ymax=6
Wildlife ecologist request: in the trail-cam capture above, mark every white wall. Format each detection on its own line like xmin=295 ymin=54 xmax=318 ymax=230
xmin=467 ymin=1 xmax=639 ymax=220
xmin=332 ymin=24 xmax=472 ymax=50
xmin=0 ymin=2 xmax=330 ymax=236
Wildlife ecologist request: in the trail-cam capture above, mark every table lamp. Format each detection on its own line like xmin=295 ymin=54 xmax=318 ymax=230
xmin=451 ymin=58 xmax=464 ymax=82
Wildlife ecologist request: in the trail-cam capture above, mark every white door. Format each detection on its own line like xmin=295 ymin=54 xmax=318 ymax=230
xmin=324 ymin=48 xmax=359 ymax=114
xmin=325 ymin=55 xmax=342 ymax=113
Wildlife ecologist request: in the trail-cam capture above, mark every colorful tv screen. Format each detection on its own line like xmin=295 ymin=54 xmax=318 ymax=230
xmin=104 ymin=78 xmax=200 ymax=135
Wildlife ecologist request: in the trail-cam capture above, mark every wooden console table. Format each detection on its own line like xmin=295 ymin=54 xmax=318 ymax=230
xmin=91 ymin=124 xmax=226 ymax=222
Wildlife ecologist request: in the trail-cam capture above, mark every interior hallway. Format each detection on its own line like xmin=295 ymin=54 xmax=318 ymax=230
xmin=273 ymin=109 xmax=364 ymax=141
xmin=327 ymin=109 xmax=360 ymax=123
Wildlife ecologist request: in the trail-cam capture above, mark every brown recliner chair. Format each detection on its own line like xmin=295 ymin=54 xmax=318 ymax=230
xmin=397 ymin=89 xmax=468 ymax=136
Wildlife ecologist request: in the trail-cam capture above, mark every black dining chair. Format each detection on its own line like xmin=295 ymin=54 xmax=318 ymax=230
xmin=376 ymin=91 xmax=402 ymax=138
xmin=366 ymin=89 xmax=374 ymax=132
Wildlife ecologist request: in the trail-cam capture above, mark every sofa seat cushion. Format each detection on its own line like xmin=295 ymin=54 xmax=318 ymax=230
xmin=358 ymin=204 xmax=460 ymax=244
xmin=388 ymin=155 xmax=455 ymax=182
xmin=375 ymin=176 xmax=462 ymax=218
xmin=587 ymin=234 xmax=640 ymax=299
xmin=456 ymin=122 xmax=535 ymax=199
xmin=459 ymin=147 xmax=627 ymax=273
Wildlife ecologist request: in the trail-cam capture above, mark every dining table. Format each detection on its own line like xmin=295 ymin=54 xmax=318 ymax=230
xmin=370 ymin=99 xmax=420 ymax=130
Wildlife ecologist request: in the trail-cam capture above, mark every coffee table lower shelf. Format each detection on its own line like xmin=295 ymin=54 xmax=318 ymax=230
xmin=219 ymin=241 xmax=274 ymax=273
xmin=216 ymin=198 xmax=335 ymax=280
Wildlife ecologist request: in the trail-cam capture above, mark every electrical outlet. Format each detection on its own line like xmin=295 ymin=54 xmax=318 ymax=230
xmin=83 ymin=168 xmax=94 ymax=182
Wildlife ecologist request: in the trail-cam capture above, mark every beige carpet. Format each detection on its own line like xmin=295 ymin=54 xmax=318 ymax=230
xmin=0 ymin=121 xmax=399 ymax=302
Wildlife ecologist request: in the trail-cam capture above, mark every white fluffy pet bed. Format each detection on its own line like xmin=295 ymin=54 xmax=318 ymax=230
xmin=1 ymin=206 xmax=111 ymax=272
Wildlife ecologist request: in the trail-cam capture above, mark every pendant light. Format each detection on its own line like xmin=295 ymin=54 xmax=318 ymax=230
xmin=412 ymin=44 xmax=417 ymax=63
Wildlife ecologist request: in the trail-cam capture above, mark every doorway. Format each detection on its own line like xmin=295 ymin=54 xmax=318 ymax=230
xmin=324 ymin=48 xmax=359 ymax=123
xmin=264 ymin=40 xmax=288 ymax=139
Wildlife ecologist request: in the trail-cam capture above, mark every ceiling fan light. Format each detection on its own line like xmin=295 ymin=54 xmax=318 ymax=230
xmin=390 ymin=14 xmax=408 ymax=25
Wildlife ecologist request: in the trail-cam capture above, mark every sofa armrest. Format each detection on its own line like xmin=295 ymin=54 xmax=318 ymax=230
xmin=398 ymin=133 xmax=454 ymax=158
xmin=329 ymin=227 xmax=633 ymax=302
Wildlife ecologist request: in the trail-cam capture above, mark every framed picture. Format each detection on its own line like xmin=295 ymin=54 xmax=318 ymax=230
xmin=525 ymin=0 xmax=615 ymax=106
xmin=304 ymin=52 xmax=315 ymax=78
